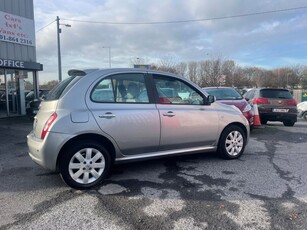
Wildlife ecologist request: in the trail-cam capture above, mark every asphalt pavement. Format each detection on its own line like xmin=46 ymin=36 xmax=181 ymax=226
xmin=0 ymin=116 xmax=307 ymax=230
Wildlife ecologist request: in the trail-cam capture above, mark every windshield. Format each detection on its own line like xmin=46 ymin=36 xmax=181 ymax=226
xmin=204 ymin=88 xmax=242 ymax=100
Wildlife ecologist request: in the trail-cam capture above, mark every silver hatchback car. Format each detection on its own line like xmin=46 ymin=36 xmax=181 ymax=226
xmin=27 ymin=68 xmax=250 ymax=189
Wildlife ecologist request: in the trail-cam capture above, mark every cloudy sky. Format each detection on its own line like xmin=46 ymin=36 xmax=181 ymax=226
xmin=33 ymin=0 xmax=307 ymax=83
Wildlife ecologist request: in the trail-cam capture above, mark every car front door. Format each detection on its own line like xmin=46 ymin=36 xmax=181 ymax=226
xmin=152 ymin=74 xmax=219 ymax=151
xmin=86 ymin=73 xmax=160 ymax=155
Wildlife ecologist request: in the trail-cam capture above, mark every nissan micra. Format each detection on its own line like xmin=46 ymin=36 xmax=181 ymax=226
xmin=27 ymin=68 xmax=250 ymax=189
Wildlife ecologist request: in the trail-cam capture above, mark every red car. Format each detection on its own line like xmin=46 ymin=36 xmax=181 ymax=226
xmin=203 ymin=87 xmax=254 ymax=126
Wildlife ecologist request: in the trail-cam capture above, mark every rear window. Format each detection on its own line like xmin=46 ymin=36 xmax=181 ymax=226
xmin=260 ymin=89 xmax=293 ymax=99
xmin=45 ymin=76 xmax=81 ymax=101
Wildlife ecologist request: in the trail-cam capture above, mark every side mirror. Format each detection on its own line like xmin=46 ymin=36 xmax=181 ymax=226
xmin=205 ymin=95 xmax=215 ymax=105
xmin=245 ymin=97 xmax=249 ymax=102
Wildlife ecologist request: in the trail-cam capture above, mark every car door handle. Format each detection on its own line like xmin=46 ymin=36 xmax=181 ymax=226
xmin=99 ymin=112 xmax=116 ymax=119
xmin=163 ymin=111 xmax=176 ymax=117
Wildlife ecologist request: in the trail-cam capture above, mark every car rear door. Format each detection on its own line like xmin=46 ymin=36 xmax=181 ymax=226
xmin=152 ymin=74 xmax=219 ymax=151
xmin=86 ymin=72 xmax=160 ymax=155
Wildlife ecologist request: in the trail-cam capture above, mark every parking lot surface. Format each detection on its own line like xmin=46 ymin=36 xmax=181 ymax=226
xmin=0 ymin=117 xmax=307 ymax=230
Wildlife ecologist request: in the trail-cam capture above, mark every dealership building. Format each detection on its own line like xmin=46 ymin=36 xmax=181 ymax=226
xmin=0 ymin=0 xmax=42 ymax=118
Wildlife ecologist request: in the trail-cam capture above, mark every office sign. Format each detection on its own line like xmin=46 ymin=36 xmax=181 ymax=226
xmin=0 ymin=58 xmax=43 ymax=70
xmin=0 ymin=11 xmax=35 ymax=47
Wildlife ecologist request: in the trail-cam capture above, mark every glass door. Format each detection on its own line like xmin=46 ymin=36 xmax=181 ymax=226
xmin=0 ymin=69 xmax=6 ymax=117
xmin=0 ymin=69 xmax=26 ymax=117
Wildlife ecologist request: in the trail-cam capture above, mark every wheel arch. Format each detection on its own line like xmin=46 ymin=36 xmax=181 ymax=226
xmin=217 ymin=122 xmax=248 ymax=159
xmin=56 ymin=133 xmax=116 ymax=170
xmin=218 ymin=122 xmax=248 ymax=144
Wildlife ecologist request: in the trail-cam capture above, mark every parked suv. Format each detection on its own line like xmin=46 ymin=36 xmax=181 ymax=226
xmin=244 ymin=88 xmax=297 ymax=126
xmin=27 ymin=68 xmax=250 ymax=189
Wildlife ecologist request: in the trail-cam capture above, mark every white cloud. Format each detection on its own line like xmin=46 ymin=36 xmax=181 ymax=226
xmin=33 ymin=0 xmax=307 ymax=82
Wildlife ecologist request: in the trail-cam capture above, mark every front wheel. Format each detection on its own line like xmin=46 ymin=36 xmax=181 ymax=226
xmin=303 ymin=112 xmax=307 ymax=120
xmin=218 ymin=125 xmax=246 ymax=159
xmin=59 ymin=141 xmax=112 ymax=190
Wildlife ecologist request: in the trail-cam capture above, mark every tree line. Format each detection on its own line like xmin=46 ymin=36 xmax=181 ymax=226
xmin=134 ymin=55 xmax=307 ymax=89
xmin=37 ymin=56 xmax=307 ymax=90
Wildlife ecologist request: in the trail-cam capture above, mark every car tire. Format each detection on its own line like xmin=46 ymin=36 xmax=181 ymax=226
xmin=218 ymin=125 xmax=246 ymax=159
xmin=260 ymin=119 xmax=268 ymax=125
xmin=283 ymin=121 xmax=295 ymax=127
xmin=59 ymin=141 xmax=112 ymax=190
xmin=303 ymin=112 xmax=307 ymax=120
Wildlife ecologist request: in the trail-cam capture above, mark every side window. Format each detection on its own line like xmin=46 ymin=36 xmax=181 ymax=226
xmin=249 ymin=90 xmax=255 ymax=99
xmin=91 ymin=78 xmax=115 ymax=102
xmin=245 ymin=90 xmax=254 ymax=100
xmin=91 ymin=73 xmax=149 ymax=103
xmin=153 ymin=74 xmax=204 ymax=105
xmin=244 ymin=91 xmax=250 ymax=99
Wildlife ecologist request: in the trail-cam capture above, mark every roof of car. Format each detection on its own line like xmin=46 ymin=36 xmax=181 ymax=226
xmin=203 ymin=87 xmax=235 ymax=89
xmin=252 ymin=87 xmax=290 ymax=91
xmin=203 ymin=86 xmax=232 ymax=89
xmin=260 ymin=88 xmax=289 ymax=91
xmin=67 ymin=68 xmax=187 ymax=79
xmin=71 ymin=68 xmax=163 ymax=73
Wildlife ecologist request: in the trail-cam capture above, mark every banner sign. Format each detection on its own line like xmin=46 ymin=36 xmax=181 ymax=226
xmin=0 ymin=11 xmax=35 ymax=46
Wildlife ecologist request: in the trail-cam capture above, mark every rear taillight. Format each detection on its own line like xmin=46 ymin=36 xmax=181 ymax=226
xmin=41 ymin=113 xmax=57 ymax=140
xmin=253 ymin=98 xmax=269 ymax=105
xmin=286 ymin=99 xmax=297 ymax=106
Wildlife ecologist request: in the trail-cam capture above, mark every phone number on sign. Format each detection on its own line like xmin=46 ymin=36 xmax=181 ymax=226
xmin=0 ymin=35 xmax=33 ymax=45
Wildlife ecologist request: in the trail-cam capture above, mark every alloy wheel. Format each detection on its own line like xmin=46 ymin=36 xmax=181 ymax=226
xmin=225 ymin=130 xmax=244 ymax=156
xmin=68 ymin=148 xmax=106 ymax=184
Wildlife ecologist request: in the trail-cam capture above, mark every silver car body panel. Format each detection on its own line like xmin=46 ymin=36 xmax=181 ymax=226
xmin=28 ymin=131 xmax=73 ymax=171
xmin=27 ymin=68 xmax=250 ymax=171
xmin=115 ymin=145 xmax=216 ymax=162
xmin=87 ymin=102 xmax=160 ymax=155
xmin=156 ymin=103 xmax=219 ymax=149
xmin=32 ymin=100 xmax=58 ymax=138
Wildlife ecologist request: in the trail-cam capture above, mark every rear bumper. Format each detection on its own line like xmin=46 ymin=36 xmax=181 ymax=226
xmin=258 ymin=106 xmax=297 ymax=122
xmin=259 ymin=111 xmax=297 ymax=122
xmin=27 ymin=131 xmax=72 ymax=171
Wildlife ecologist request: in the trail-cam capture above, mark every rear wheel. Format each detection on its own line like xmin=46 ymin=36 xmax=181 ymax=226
xmin=59 ymin=141 xmax=112 ymax=190
xmin=218 ymin=125 xmax=246 ymax=159
xmin=283 ymin=121 xmax=295 ymax=127
xmin=303 ymin=112 xmax=307 ymax=120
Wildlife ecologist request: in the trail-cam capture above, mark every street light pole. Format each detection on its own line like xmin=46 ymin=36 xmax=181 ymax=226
xmin=103 ymin=46 xmax=111 ymax=68
xmin=56 ymin=16 xmax=71 ymax=82
xmin=56 ymin=16 xmax=62 ymax=82
xmin=109 ymin=47 xmax=111 ymax=68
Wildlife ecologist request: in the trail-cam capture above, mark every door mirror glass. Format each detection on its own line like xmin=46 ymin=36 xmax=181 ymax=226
xmin=206 ymin=95 xmax=215 ymax=105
